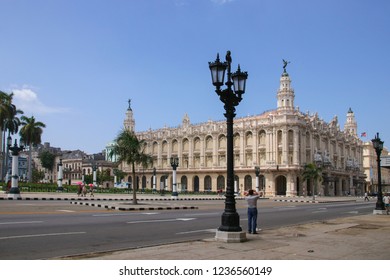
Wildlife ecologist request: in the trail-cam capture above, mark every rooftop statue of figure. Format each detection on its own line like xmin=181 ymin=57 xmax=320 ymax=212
xmin=283 ymin=59 xmax=290 ymax=72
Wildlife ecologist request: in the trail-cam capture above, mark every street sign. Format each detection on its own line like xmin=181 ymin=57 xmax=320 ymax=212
xmin=382 ymin=156 xmax=390 ymax=168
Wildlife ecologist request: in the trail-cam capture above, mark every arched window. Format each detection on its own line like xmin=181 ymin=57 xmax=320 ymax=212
xmin=172 ymin=139 xmax=178 ymax=153
xmin=244 ymin=175 xmax=252 ymax=191
xmin=162 ymin=141 xmax=168 ymax=153
xmin=182 ymin=138 xmax=189 ymax=153
xmin=217 ymin=175 xmax=225 ymax=191
xmin=194 ymin=137 xmax=201 ymax=151
xmin=276 ymin=176 xmax=287 ymax=195
xmin=206 ymin=136 xmax=213 ymax=150
xmin=233 ymin=133 xmax=240 ymax=148
xmin=246 ymin=131 xmax=253 ymax=147
xmin=218 ymin=135 xmax=226 ymax=149
xmin=204 ymin=176 xmax=212 ymax=192
xmin=181 ymin=176 xmax=188 ymax=192
xmin=259 ymin=130 xmax=266 ymax=146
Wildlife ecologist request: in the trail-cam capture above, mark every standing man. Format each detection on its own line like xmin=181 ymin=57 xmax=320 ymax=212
xmin=244 ymin=189 xmax=261 ymax=234
xmin=383 ymin=194 xmax=390 ymax=215
xmin=364 ymin=192 xmax=369 ymax=201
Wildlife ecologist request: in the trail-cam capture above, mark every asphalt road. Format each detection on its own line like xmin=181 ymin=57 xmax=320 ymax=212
xmin=0 ymin=199 xmax=375 ymax=259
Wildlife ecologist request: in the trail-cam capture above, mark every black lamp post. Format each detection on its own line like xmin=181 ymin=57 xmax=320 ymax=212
xmin=371 ymin=133 xmax=385 ymax=212
xmin=209 ymin=51 xmax=248 ymax=234
xmin=7 ymin=137 xmax=24 ymax=199
xmin=170 ymin=156 xmax=179 ymax=199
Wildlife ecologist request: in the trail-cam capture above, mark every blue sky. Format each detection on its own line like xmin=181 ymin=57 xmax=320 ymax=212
xmin=1 ymin=0 xmax=389 ymax=154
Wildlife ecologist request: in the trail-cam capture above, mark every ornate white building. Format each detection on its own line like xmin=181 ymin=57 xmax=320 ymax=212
xmin=120 ymin=67 xmax=366 ymax=197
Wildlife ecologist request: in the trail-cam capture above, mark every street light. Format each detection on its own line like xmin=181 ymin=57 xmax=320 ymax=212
xmin=153 ymin=167 xmax=156 ymax=193
xmin=170 ymin=156 xmax=179 ymax=199
xmin=57 ymin=158 xmax=64 ymax=191
xmin=209 ymin=51 xmax=248 ymax=242
xmin=7 ymin=137 xmax=24 ymax=199
xmin=93 ymin=164 xmax=98 ymax=187
xmin=255 ymin=166 xmax=260 ymax=193
xmin=371 ymin=132 xmax=386 ymax=214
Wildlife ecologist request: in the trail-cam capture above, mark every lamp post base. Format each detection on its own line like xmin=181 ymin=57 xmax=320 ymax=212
xmin=7 ymin=187 xmax=21 ymax=199
xmin=215 ymin=230 xmax=247 ymax=243
xmin=171 ymin=192 xmax=179 ymax=199
xmin=373 ymin=209 xmax=388 ymax=215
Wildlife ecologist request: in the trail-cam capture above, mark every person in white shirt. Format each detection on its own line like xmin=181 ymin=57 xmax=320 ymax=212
xmin=383 ymin=194 xmax=390 ymax=215
xmin=244 ymin=189 xmax=261 ymax=234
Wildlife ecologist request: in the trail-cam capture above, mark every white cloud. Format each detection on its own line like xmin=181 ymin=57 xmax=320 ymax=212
xmin=12 ymin=87 xmax=70 ymax=115
xmin=211 ymin=0 xmax=235 ymax=4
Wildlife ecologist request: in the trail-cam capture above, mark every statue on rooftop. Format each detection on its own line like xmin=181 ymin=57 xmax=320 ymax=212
xmin=283 ymin=59 xmax=290 ymax=72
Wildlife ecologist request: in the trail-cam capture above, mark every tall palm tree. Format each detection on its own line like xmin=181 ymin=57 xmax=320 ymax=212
xmin=302 ymin=163 xmax=323 ymax=201
xmin=0 ymin=91 xmax=23 ymax=180
xmin=19 ymin=115 xmax=46 ymax=182
xmin=109 ymin=128 xmax=153 ymax=204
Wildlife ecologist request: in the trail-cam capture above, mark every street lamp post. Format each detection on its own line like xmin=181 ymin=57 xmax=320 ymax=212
xmin=7 ymin=137 xmax=24 ymax=199
xmin=255 ymin=166 xmax=260 ymax=193
xmin=153 ymin=167 xmax=156 ymax=193
xmin=93 ymin=164 xmax=97 ymax=187
xmin=82 ymin=169 xmax=85 ymax=185
xmin=170 ymin=156 xmax=179 ymax=199
xmin=372 ymin=133 xmax=386 ymax=214
xmin=209 ymin=51 xmax=248 ymax=242
xmin=57 ymin=158 xmax=64 ymax=191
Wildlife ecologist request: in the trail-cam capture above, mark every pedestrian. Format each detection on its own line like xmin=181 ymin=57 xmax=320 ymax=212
xmin=383 ymin=194 xmax=390 ymax=215
xmin=77 ymin=184 xmax=82 ymax=196
xmin=89 ymin=184 xmax=94 ymax=197
xmin=244 ymin=189 xmax=261 ymax=234
xmin=82 ymin=185 xmax=87 ymax=197
xmin=364 ymin=192 xmax=369 ymax=201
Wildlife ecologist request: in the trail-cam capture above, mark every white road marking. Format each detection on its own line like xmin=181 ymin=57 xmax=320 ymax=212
xmin=176 ymin=229 xmax=216 ymax=235
xmin=345 ymin=211 xmax=359 ymax=214
xmin=56 ymin=210 xmax=75 ymax=213
xmin=0 ymin=221 xmax=43 ymax=225
xmin=92 ymin=212 xmax=159 ymax=217
xmin=184 ymin=212 xmax=220 ymax=216
xmin=127 ymin=218 xmax=196 ymax=224
xmin=0 ymin=231 xmax=86 ymax=240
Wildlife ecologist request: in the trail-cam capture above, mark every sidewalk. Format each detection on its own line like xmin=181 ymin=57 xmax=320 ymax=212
xmin=2 ymin=191 xmax=389 ymax=260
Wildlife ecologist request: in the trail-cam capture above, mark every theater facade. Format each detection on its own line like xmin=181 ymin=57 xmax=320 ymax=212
xmin=118 ymin=67 xmax=365 ymax=197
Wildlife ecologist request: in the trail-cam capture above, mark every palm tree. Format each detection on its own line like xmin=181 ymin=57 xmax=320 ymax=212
xmin=0 ymin=91 xmax=23 ymax=180
xmin=19 ymin=115 xmax=46 ymax=182
xmin=302 ymin=163 xmax=323 ymax=201
xmin=109 ymin=129 xmax=153 ymax=204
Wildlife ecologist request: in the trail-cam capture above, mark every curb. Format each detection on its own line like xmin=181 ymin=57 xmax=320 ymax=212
xmin=273 ymin=199 xmax=358 ymax=203
xmin=0 ymin=196 xmax=228 ymax=201
xmin=69 ymin=201 xmax=199 ymax=211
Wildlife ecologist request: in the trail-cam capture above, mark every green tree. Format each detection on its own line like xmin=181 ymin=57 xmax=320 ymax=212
xmin=113 ymin=168 xmax=126 ymax=183
xmin=38 ymin=150 xmax=56 ymax=171
xmin=0 ymin=91 xmax=23 ymax=180
xmin=0 ymin=91 xmax=23 ymax=134
xmin=32 ymin=168 xmax=45 ymax=183
xmin=302 ymin=163 xmax=323 ymax=200
xmin=109 ymin=129 xmax=153 ymax=204
xmin=19 ymin=115 xmax=46 ymax=182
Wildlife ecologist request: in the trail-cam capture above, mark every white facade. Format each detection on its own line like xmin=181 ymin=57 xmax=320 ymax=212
xmin=121 ymin=68 xmax=366 ymax=197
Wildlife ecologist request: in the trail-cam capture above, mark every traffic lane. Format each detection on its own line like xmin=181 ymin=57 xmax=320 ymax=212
xmin=0 ymin=210 xmax=219 ymax=259
xmin=238 ymin=201 xmax=376 ymax=230
xmin=0 ymin=200 xmax=110 ymax=215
